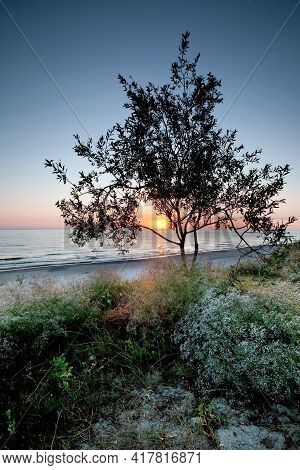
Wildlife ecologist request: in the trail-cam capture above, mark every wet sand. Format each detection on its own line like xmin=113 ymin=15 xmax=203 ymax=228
xmin=0 ymin=246 xmax=262 ymax=286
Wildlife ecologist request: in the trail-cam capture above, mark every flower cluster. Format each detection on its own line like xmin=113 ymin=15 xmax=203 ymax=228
xmin=173 ymin=289 xmax=300 ymax=400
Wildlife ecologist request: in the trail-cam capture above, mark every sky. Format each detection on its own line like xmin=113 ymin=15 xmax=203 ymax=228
xmin=0 ymin=0 xmax=299 ymax=229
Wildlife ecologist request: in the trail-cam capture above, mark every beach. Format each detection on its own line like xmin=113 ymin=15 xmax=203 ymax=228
xmin=0 ymin=246 xmax=261 ymax=286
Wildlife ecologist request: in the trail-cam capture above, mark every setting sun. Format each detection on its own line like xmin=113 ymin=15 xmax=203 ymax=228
xmin=154 ymin=216 xmax=169 ymax=230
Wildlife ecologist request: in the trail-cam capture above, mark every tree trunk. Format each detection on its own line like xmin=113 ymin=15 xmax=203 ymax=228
xmin=192 ymin=228 xmax=199 ymax=263
xmin=180 ymin=243 xmax=186 ymax=264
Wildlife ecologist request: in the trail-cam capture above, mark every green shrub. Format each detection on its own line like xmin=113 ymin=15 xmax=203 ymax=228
xmin=82 ymin=274 xmax=127 ymax=309
xmin=173 ymin=288 xmax=300 ymax=401
xmin=0 ymin=274 xmax=128 ymax=369
xmin=51 ymin=355 xmax=73 ymax=390
xmin=235 ymin=241 xmax=300 ymax=281
xmin=0 ymin=296 xmax=93 ymax=368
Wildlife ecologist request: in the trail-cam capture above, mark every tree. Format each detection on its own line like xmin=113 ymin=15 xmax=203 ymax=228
xmin=45 ymin=32 xmax=295 ymax=263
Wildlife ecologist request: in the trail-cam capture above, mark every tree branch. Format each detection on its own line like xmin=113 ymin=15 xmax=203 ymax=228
xmin=140 ymin=225 xmax=180 ymax=245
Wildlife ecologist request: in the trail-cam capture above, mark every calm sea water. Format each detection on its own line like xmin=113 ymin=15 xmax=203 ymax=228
xmin=0 ymin=229 xmax=299 ymax=271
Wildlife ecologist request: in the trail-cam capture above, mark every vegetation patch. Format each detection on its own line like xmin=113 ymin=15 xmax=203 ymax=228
xmin=0 ymin=242 xmax=299 ymax=449
xmin=173 ymin=288 xmax=300 ymax=401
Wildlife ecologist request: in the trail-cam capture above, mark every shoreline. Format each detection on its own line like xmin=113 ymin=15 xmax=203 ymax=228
xmin=0 ymin=246 xmax=262 ymax=286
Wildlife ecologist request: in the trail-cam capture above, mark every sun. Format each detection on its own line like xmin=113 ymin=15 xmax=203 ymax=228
xmin=154 ymin=216 xmax=168 ymax=230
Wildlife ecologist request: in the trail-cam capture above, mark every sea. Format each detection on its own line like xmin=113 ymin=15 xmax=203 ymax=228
xmin=0 ymin=228 xmax=299 ymax=272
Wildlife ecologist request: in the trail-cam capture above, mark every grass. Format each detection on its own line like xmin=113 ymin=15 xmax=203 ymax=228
xmin=0 ymin=243 xmax=299 ymax=449
xmin=103 ymin=263 xmax=209 ymax=324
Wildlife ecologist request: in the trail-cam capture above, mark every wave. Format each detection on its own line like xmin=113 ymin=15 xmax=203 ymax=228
xmin=45 ymin=253 xmax=63 ymax=257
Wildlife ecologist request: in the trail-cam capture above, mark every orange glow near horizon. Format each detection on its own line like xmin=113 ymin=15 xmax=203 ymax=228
xmin=137 ymin=204 xmax=169 ymax=230
xmin=1 ymin=201 xmax=300 ymax=230
xmin=153 ymin=216 xmax=169 ymax=230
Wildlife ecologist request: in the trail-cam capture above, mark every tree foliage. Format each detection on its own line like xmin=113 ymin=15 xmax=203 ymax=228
xmin=45 ymin=32 xmax=295 ymax=261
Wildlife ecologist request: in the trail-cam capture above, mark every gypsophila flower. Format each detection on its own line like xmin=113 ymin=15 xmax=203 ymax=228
xmin=173 ymin=288 xmax=300 ymax=400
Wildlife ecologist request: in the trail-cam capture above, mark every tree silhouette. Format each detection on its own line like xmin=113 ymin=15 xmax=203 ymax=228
xmin=45 ymin=32 xmax=295 ymax=262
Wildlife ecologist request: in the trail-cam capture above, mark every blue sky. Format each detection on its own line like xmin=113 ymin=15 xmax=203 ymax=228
xmin=0 ymin=0 xmax=299 ymax=228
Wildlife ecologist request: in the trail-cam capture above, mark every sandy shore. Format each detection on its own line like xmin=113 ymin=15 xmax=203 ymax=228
xmin=0 ymin=247 xmax=262 ymax=286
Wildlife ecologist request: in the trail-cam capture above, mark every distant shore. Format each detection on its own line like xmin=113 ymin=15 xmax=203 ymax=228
xmin=0 ymin=246 xmax=264 ymax=286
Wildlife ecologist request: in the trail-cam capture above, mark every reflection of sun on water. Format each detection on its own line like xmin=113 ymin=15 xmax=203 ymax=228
xmin=153 ymin=216 xmax=170 ymax=255
xmin=157 ymin=237 xmax=166 ymax=255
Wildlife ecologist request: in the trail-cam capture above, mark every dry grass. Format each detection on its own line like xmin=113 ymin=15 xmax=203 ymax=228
xmin=0 ymin=278 xmax=77 ymax=311
xmin=248 ymin=281 xmax=300 ymax=315
xmin=103 ymin=262 xmax=208 ymax=325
